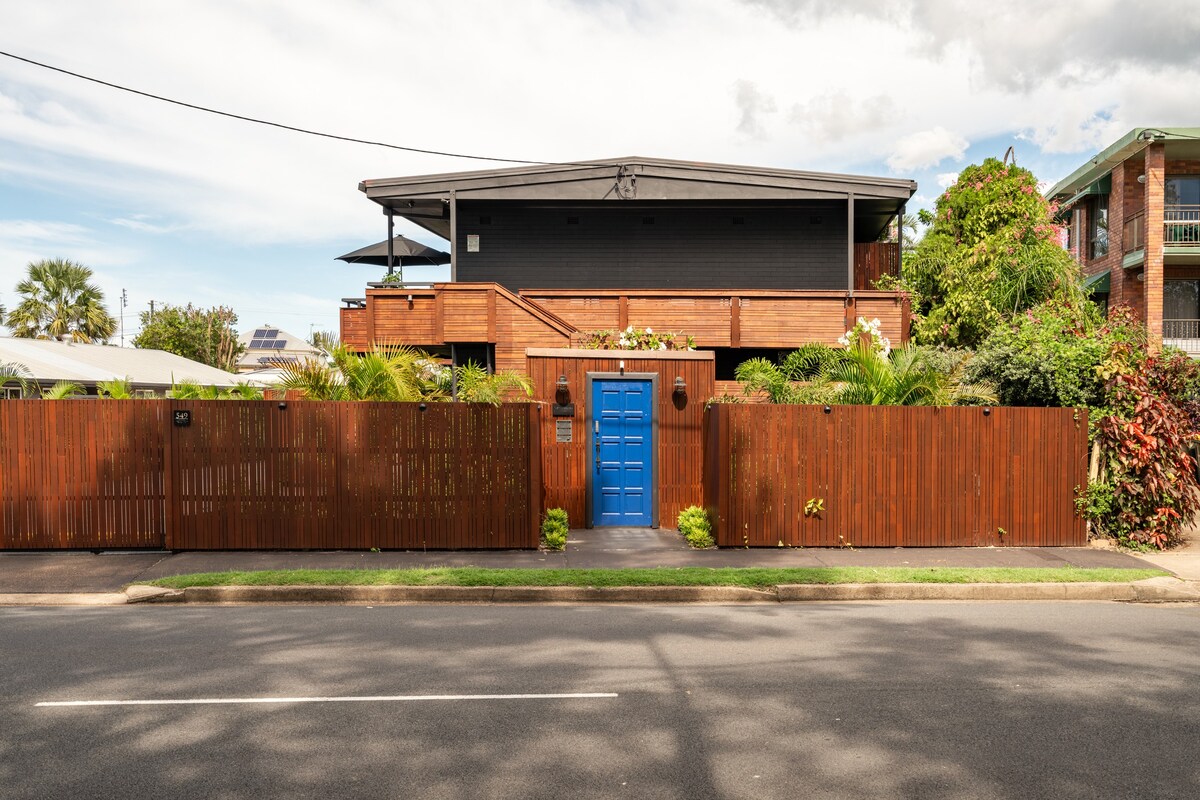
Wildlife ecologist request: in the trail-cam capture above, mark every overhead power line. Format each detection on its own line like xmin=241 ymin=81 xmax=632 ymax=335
xmin=0 ymin=49 xmax=553 ymax=165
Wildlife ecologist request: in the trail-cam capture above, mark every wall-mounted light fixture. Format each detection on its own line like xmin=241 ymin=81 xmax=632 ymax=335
xmin=983 ymin=407 xmax=991 ymax=417
xmin=673 ymin=376 xmax=686 ymax=396
xmin=823 ymin=406 xmax=832 ymax=415
xmin=555 ymin=374 xmax=570 ymax=403
xmin=1137 ymin=174 xmax=1147 ymax=184
xmin=619 ymin=360 xmax=625 ymax=376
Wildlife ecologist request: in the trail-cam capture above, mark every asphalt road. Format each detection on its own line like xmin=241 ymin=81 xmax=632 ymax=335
xmin=2 ymin=602 xmax=1198 ymax=799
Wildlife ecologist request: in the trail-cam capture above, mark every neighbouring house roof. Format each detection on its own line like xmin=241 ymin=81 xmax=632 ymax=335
xmin=0 ymin=337 xmax=244 ymax=390
xmin=360 ymin=156 xmax=918 ymax=242
xmin=1047 ymin=128 xmax=1200 ymax=204
xmin=235 ymin=325 xmax=320 ymax=373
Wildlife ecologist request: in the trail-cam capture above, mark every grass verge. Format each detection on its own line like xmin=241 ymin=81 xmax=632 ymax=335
xmin=142 ymin=566 xmax=1169 ymax=591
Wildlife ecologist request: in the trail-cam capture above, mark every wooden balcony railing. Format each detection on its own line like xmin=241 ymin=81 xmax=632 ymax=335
xmin=1166 ymin=205 xmax=1200 ymax=246
xmin=1123 ymin=211 xmax=1145 ymax=253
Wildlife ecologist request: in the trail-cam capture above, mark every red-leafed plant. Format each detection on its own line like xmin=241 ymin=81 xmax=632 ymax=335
xmin=1091 ymin=343 xmax=1200 ymax=549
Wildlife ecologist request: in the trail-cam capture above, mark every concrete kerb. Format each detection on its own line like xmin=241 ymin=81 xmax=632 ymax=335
xmin=112 ymin=578 xmax=1200 ymax=605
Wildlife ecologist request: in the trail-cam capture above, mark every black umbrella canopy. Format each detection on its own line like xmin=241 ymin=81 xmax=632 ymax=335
xmin=336 ymin=235 xmax=451 ymax=267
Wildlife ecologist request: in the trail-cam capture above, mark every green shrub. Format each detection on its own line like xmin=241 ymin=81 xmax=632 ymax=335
xmin=677 ymin=505 xmax=715 ymax=548
xmin=541 ymin=509 xmax=569 ymax=550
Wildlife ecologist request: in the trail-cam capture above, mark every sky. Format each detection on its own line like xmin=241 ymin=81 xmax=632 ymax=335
xmin=2 ymin=0 xmax=1199 ymax=343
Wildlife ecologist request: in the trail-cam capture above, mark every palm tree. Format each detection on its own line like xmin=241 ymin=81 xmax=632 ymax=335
xmin=1 ymin=361 xmax=32 ymax=397
xmin=170 ymin=379 xmax=264 ymax=400
xmin=97 ymin=377 xmax=135 ymax=399
xmin=827 ymin=341 xmax=996 ymax=406
xmin=6 ymin=258 xmax=117 ymax=343
xmin=42 ymin=381 xmax=85 ymax=399
xmin=445 ymin=361 xmax=534 ymax=405
xmin=277 ymin=343 xmax=447 ymax=402
xmin=736 ymin=341 xmax=997 ymax=407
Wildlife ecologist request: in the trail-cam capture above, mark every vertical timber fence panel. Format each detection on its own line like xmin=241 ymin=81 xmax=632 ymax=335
xmin=164 ymin=400 xmax=540 ymax=550
xmin=1 ymin=400 xmax=539 ymax=550
xmin=0 ymin=400 xmax=166 ymax=549
xmin=704 ymin=404 xmax=1087 ymax=547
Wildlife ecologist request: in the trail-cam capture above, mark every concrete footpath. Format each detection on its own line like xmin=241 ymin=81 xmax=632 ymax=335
xmin=1 ymin=527 xmax=1198 ymax=605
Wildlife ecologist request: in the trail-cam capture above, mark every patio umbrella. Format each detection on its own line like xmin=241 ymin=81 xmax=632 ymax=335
xmin=336 ymin=236 xmax=450 ymax=269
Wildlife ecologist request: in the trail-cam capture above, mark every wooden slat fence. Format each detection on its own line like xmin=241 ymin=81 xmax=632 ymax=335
xmin=0 ymin=400 xmax=166 ymax=549
xmin=0 ymin=400 xmax=541 ymax=550
xmin=704 ymin=404 xmax=1087 ymax=547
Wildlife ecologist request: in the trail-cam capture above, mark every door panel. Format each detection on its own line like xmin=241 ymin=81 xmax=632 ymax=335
xmin=591 ymin=379 xmax=653 ymax=526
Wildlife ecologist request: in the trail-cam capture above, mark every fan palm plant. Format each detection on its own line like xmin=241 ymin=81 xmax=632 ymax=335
xmin=97 ymin=377 xmax=135 ymax=399
xmin=6 ymin=258 xmax=117 ymax=343
xmin=42 ymin=381 xmax=85 ymax=399
xmin=170 ymin=379 xmax=264 ymax=400
xmin=277 ymin=343 xmax=446 ymax=402
xmin=0 ymin=361 xmax=33 ymax=397
xmin=828 ymin=341 xmax=997 ymax=406
xmin=445 ymin=361 xmax=534 ymax=405
xmin=736 ymin=340 xmax=997 ymax=407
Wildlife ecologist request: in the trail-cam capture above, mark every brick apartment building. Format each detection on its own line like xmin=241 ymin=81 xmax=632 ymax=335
xmin=1048 ymin=127 xmax=1200 ymax=352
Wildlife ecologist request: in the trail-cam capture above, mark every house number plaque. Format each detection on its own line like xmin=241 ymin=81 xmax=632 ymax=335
xmin=173 ymin=409 xmax=192 ymax=427
xmin=555 ymin=419 xmax=572 ymax=443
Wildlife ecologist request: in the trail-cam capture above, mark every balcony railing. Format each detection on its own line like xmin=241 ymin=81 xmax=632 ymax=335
xmin=1164 ymin=319 xmax=1200 ymax=340
xmin=1123 ymin=211 xmax=1145 ymax=253
xmin=1166 ymin=205 xmax=1200 ymax=246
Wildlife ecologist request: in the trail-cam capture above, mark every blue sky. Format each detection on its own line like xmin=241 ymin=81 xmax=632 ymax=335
xmin=2 ymin=1 xmax=1197 ymax=342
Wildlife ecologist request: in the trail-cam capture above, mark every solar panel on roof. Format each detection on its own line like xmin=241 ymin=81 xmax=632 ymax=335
xmin=248 ymin=341 xmax=262 ymax=349
xmin=274 ymin=340 xmax=287 ymax=349
xmin=254 ymin=329 xmax=268 ymax=338
xmin=263 ymin=330 xmax=278 ymax=339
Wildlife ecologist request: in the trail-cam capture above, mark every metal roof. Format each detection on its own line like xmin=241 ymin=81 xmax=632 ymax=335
xmin=1046 ymin=128 xmax=1200 ymax=203
xmin=361 ymin=156 xmax=916 ymax=243
xmin=0 ymin=338 xmax=245 ymax=389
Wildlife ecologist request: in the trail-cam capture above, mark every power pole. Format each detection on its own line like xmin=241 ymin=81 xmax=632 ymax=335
xmin=149 ymin=300 xmax=155 ymax=323
xmin=120 ymin=289 xmax=128 ymax=347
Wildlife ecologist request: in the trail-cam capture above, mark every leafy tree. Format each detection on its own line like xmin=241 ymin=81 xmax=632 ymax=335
xmin=132 ymin=303 xmax=244 ymax=371
xmin=5 ymin=258 xmax=117 ymax=343
xmin=901 ymin=158 xmax=1082 ymax=347
xmin=308 ymin=330 xmax=339 ymax=351
xmin=967 ymin=300 xmax=1144 ymax=409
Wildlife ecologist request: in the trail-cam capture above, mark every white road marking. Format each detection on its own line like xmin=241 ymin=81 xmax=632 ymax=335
xmin=36 ymin=692 xmax=618 ymax=708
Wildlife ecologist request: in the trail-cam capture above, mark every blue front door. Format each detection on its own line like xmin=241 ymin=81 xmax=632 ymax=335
xmin=591 ymin=379 xmax=654 ymax=527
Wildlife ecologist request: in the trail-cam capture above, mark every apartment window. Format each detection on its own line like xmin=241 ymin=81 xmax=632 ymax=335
xmin=1089 ymin=194 xmax=1109 ymax=259
xmin=1 ymin=386 xmax=22 ymax=400
xmin=1166 ymin=176 xmax=1200 ymax=206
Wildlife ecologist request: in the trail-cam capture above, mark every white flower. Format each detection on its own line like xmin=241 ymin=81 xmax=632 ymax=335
xmin=659 ymin=341 xmax=667 ymax=350
xmin=645 ymin=327 xmax=652 ymax=334
xmin=837 ymin=335 xmax=850 ymax=346
xmin=626 ymin=325 xmax=634 ymax=334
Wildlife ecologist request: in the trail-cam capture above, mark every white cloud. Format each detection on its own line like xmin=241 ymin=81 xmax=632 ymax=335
xmin=935 ymin=172 xmax=960 ymax=188
xmin=1 ymin=0 xmax=1199 ymax=335
xmin=732 ymin=79 xmax=778 ymax=140
xmin=886 ymin=127 xmax=969 ymax=172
